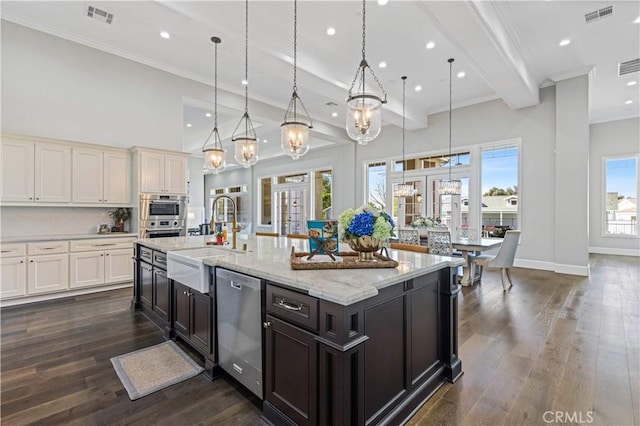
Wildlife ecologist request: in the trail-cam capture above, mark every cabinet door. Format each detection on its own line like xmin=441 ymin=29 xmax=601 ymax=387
xmin=408 ymin=279 xmax=439 ymax=385
xmin=152 ymin=267 xmax=171 ymax=322
xmin=0 ymin=257 xmax=27 ymax=298
xmin=105 ymin=248 xmax=134 ymax=283
xmin=72 ymin=148 xmax=103 ymax=203
xmin=103 ymin=151 xmax=130 ymax=204
xmin=1 ymin=139 xmax=34 ymax=202
xmin=27 ymin=254 xmax=69 ymax=294
xmin=164 ymin=155 xmax=187 ymax=194
xmin=173 ymin=282 xmax=190 ymax=337
xmin=190 ymin=290 xmax=212 ymax=354
xmin=34 ymin=143 xmax=72 ymax=203
xmin=139 ymin=152 xmax=165 ymax=193
xmin=139 ymin=261 xmax=153 ymax=308
xmin=69 ymin=251 xmax=105 ymax=288
xmin=265 ymin=315 xmax=317 ymax=426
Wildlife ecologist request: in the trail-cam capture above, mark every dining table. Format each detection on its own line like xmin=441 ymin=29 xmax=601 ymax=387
xmin=450 ymin=236 xmax=503 ymax=286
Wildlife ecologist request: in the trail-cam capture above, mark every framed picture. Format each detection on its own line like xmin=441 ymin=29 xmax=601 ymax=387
xmin=307 ymin=220 xmax=339 ymax=255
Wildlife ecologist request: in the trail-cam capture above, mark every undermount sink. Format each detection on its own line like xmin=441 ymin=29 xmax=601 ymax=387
xmin=167 ymin=246 xmax=230 ymax=293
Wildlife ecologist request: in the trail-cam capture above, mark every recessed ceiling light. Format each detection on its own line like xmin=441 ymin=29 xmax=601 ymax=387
xmin=625 ymin=100 xmax=633 ymax=105
xmin=326 ymin=27 xmax=336 ymax=36
xmin=379 ymin=61 xmax=387 ymax=68
xmin=414 ymin=85 xmax=422 ymax=92
xmin=160 ymin=31 xmax=170 ymax=39
xmin=457 ymin=71 xmax=466 ymax=78
xmin=627 ymin=81 xmax=637 ymax=86
xmin=186 ymin=123 xmax=192 ymax=127
xmin=378 ymin=0 xmax=389 ymax=5
xmin=205 ymin=112 xmax=211 ymax=117
xmin=263 ymin=139 xmax=268 ymax=143
xmin=559 ymin=39 xmax=571 ymax=46
xmin=332 ymin=112 xmax=338 ymax=117
xmin=426 ymin=41 xmax=436 ymax=50
xmin=241 ymin=79 xmax=248 ymax=85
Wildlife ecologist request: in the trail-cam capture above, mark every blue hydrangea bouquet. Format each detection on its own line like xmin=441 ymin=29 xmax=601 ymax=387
xmin=338 ymin=205 xmax=395 ymax=241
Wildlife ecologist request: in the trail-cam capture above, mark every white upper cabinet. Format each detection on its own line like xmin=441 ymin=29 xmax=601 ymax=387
xmin=73 ymin=147 xmax=130 ymax=204
xmin=1 ymin=138 xmax=71 ymax=203
xmin=138 ymin=150 xmax=187 ymax=194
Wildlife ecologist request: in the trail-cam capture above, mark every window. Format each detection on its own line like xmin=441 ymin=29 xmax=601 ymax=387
xmin=367 ymin=162 xmax=386 ymax=210
xmin=313 ymin=170 xmax=332 ymax=219
xmin=604 ymin=156 xmax=638 ymax=236
xmin=481 ymin=144 xmax=519 ymax=234
xmin=260 ymin=178 xmax=272 ymax=226
xmin=393 ymin=151 xmax=470 ymax=172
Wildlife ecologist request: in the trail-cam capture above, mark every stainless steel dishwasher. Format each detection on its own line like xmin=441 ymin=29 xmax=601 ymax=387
xmin=215 ymin=268 xmax=264 ymax=399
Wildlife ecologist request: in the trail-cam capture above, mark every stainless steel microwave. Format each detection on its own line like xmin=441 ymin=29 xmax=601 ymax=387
xmin=140 ymin=194 xmax=187 ymax=221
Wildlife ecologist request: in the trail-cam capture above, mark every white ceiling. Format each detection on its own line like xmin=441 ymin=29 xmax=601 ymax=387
xmin=2 ymin=1 xmax=639 ymax=167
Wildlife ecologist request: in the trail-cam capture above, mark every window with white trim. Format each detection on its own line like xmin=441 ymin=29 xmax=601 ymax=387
xmin=604 ymin=155 xmax=638 ymax=236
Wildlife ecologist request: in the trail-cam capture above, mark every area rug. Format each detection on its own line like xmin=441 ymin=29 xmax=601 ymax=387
xmin=110 ymin=341 xmax=204 ymax=400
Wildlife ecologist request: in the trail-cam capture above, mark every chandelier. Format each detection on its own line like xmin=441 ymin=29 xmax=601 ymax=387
xmin=202 ymin=36 xmax=226 ymax=174
xmin=345 ymin=0 xmax=387 ymax=145
xmin=232 ymin=0 xmax=258 ymax=168
xmin=439 ymin=58 xmax=462 ymax=195
xmin=395 ymin=76 xmax=417 ymax=198
xmin=281 ymin=0 xmax=312 ymax=160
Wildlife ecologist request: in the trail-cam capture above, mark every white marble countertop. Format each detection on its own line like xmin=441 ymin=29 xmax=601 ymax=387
xmin=2 ymin=233 xmax=138 ymax=243
xmin=138 ymin=235 xmax=465 ymax=306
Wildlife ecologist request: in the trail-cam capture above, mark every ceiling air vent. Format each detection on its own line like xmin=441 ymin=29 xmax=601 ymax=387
xmin=585 ymin=5 xmax=613 ymax=23
xmin=87 ymin=6 xmax=114 ymax=24
xmin=619 ymin=58 xmax=640 ymax=76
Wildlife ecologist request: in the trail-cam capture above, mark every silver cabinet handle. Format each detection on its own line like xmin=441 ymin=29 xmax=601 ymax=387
xmin=230 ymin=281 xmax=242 ymax=290
xmin=40 ymin=247 xmax=59 ymax=250
xmin=263 ymin=321 xmax=272 ymax=328
xmin=278 ymin=299 xmax=302 ymax=311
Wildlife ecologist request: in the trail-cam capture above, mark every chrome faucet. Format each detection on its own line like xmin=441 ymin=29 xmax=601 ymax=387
xmin=210 ymin=195 xmax=240 ymax=250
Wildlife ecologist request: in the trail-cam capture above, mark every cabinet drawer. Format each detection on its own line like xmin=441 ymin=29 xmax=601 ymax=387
xmin=139 ymin=245 xmax=153 ymax=263
xmin=1 ymin=243 xmax=27 ymax=258
xmin=70 ymin=238 xmax=135 ymax=252
xmin=266 ymin=284 xmax=318 ymax=333
xmin=27 ymin=241 xmax=68 ymax=255
xmin=152 ymin=250 xmax=167 ymax=269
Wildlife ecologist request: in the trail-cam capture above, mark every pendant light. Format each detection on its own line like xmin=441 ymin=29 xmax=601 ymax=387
xmin=202 ymin=36 xmax=226 ymax=174
xmin=281 ymin=0 xmax=312 ymax=160
xmin=346 ymin=0 xmax=387 ymax=145
xmin=232 ymin=0 xmax=258 ymax=168
xmin=395 ymin=76 xmax=416 ymax=198
xmin=439 ymin=58 xmax=462 ymax=195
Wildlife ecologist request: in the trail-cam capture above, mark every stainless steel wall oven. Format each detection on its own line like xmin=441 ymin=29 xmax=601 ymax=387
xmin=140 ymin=194 xmax=187 ymax=238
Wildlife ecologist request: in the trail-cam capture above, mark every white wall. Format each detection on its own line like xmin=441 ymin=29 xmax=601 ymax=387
xmin=589 ymin=117 xmax=640 ymax=256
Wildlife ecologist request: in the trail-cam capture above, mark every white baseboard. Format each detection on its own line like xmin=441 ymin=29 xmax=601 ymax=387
xmin=513 ymin=259 xmax=590 ymax=276
xmin=0 ymin=282 xmax=132 ymax=308
xmin=589 ymin=246 xmax=640 ymax=257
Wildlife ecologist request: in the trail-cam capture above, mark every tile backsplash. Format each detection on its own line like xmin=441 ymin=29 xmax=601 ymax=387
xmin=0 ymin=207 xmax=130 ymax=238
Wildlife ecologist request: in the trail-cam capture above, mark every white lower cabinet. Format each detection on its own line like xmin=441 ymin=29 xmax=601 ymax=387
xmin=1 ymin=257 xmax=27 ymax=298
xmin=27 ymin=253 xmax=69 ymax=295
xmin=105 ymin=248 xmax=134 ymax=283
xmin=69 ymin=251 xmax=105 ymax=288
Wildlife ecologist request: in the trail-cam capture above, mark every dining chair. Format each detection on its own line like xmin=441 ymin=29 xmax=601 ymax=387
xmin=470 ymin=230 xmax=521 ymax=291
xmin=427 ymin=230 xmax=453 ymax=255
xmin=286 ymin=234 xmax=308 ymax=239
xmin=398 ymin=228 xmax=420 ymax=245
xmin=390 ymin=242 xmax=429 ymax=253
xmin=256 ymin=232 xmax=279 ymax=237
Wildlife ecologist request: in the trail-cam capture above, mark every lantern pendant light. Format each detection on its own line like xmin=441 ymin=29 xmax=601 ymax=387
xmin=232 ymin=0 xmax=258 ymax=168
xmin=202 ymin=36 xmax=226 ymax=174
xmin=395 ymin=76 xmax=417 ymax=198
xmin=281 ymin=0 xmax=312 ymax=160
xmin=439 ymin=58 xmax=462 ymax=195
xmin=346 ymin=0 xmax=387 ymax=145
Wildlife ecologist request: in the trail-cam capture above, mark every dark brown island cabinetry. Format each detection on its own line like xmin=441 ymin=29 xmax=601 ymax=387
xmin=136 ymin=246 xmax=171 ymax=337
xmin=263 ymin=267 xmax=461 ymax=426
xmin=173 ymin=281 xmax=213 ymax=357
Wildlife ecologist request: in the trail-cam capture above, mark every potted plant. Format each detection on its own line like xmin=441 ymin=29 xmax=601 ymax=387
xmin=108 ymin=208 xmax=130 ymax=233
xmin=410 ymin=215 xmax=438 ymax=237
xmin=338 ymin=205 xmax=395 ymax=261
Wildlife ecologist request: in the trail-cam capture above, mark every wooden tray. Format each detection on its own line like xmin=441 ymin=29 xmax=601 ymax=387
xmin=290 ymin=247 xmax=398 ymax=270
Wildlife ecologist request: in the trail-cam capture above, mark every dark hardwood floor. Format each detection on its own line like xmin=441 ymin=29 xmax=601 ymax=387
xmin=1 ymin=254 xmax=637 ymax=425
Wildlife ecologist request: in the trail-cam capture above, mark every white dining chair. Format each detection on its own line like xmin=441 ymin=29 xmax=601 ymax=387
xmin=398 ymin=228 xmax=420 ymax=246
xmin=470 ymin=230 xmax=521 ymax=290
xmin=427 ymin=230 xmax=453 ymax=255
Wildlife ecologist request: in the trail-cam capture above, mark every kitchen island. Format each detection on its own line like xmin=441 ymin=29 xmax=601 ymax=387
xmin=132 ymin=235 xmax=465 ymax=425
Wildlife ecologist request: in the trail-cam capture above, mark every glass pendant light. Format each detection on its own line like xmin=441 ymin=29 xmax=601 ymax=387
xmin=439 ymin=58 xmax=462 ymax=195
xmin=232 ymin=0 xmax=258 ymax=168
xmin=281 ymin=0 xmax=312 ymax=160
xmin=202 ymin=36 xmax=226 ymax=174
xmin=346 ymin=0 xmax=387 ymax=145
xmin=395 ymin=76 xmax=417 ymax=198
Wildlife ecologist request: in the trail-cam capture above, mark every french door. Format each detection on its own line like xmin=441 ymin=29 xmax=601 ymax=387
xmin=426 ymin=172 xmax=472 ymax=238
xmin=391 ymin=177 xmax=425 ymax=229
xmin=273 ymin=184 xmax=308 ymax=236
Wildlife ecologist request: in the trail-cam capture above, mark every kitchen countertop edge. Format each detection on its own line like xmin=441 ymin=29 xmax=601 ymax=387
xmin=2 ymin=233 xmax=138 ymax=243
